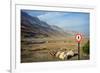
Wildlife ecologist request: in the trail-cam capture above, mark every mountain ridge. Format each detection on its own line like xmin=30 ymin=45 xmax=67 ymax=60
xmin=21 ymin=11 xmax=72 ymax=38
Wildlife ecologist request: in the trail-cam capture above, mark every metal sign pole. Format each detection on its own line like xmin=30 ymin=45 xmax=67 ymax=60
xmin=78 ymin=42 xmax=80 ymax=60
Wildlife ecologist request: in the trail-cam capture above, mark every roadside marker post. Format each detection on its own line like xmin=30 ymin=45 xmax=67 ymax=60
xmin=75 ymin=34 xmax=82 ymax=60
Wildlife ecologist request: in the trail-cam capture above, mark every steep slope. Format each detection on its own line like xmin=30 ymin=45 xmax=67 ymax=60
xmin=21 ymin=11 xmax=69 ymax=38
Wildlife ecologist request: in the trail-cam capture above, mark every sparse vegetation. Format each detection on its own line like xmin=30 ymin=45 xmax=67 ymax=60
xmin=21 ymin=36 xmax=89 ymax=63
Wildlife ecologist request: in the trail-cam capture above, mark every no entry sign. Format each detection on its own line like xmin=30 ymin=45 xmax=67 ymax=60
xmin=75 ymin=34 xmax=82 ymax=42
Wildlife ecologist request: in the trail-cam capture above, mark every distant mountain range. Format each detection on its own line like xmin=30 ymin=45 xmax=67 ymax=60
xmin=21 ymin=11 xmax=73 ymax=38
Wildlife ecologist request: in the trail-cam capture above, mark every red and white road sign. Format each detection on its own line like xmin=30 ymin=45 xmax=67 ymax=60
xmin=75 ymin=34 xmax=82 ymax=42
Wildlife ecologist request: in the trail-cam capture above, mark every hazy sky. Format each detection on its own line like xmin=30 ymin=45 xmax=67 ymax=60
xmin=22 ymin=10 xmax=90 ymax=36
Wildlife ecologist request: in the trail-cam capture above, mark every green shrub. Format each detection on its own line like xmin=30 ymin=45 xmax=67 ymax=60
xmin=82 ymin=40 xmax=90 ymax=54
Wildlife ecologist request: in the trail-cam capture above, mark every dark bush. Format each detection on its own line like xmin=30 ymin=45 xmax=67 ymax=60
xmin=82 ymin=40 xmax=90 ymax=54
